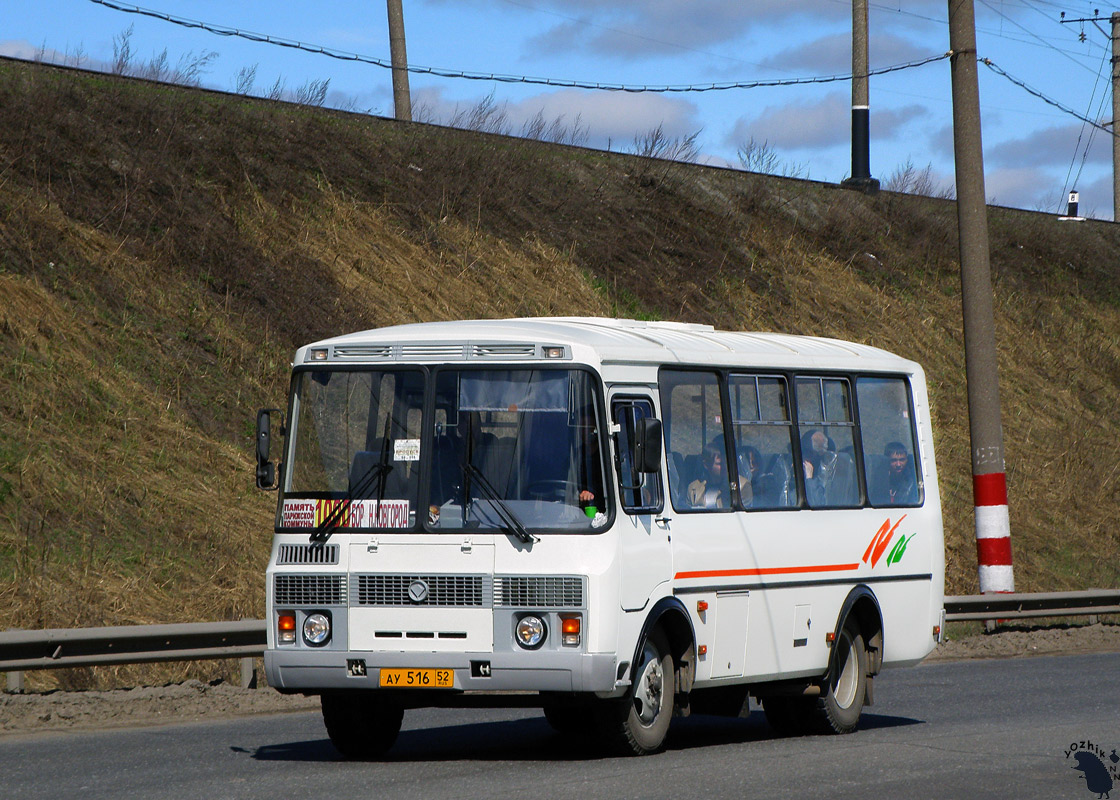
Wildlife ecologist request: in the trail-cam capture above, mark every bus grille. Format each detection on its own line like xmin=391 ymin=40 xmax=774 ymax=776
xmin=276 ymin=544 xmax=339 ymax=565
xmin=274 ymin=574 xmax=348 ymax=606
xmin=353 ymin=574 xmax=486 ymax=607
xmin=493 ymin=576 xmax=584 ymax=608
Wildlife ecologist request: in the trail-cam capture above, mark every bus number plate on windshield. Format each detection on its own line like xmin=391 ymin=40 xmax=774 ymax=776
xmin=379 ymin=668 xmax=453 ymax=688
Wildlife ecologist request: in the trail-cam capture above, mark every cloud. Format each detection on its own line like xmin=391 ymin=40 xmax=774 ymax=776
xmin=984 ymin=166 xmax=1057 ymax=211
xmin=727 ymin=92 xmax=924 ymax=151
xmin=988 ymin=123 xmax=1110 ymax=169
xmin=758 ymin=32 xmax=934 ymax=74
xmin=411 ymin=85 xmax=702 ymax=149
xmin=519 ymin=0 xmax=849 ymax=58
xmin=0 ymin=39 xmax=79 ymax=65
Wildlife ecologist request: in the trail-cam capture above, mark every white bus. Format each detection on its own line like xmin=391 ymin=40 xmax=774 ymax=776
xmin=255 ymin=317 xmax=944 ymax=756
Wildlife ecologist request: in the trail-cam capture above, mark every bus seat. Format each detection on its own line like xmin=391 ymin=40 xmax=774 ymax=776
xmin=826 ymin=452 xmax=858 ymax=506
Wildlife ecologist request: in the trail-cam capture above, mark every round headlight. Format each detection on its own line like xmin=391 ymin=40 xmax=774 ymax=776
xmin=303 ymin=612 xmax=331 ymax=646
xmin=515 ymin=615 xmax=546 ymax=649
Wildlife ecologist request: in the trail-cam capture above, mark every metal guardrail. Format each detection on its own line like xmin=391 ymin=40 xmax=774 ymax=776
xmin=0 ymin=621 xmax=266 ymax=688
xmin=943 ymin=590 xmax=1120 ymax=621
xmin=1 ymin=591 xmax=1116 ymax=686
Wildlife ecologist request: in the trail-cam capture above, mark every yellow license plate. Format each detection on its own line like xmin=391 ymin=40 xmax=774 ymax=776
xmin=379 ymin=668 xmax=454 ymax=688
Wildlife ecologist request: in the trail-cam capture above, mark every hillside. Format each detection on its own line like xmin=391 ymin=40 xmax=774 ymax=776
xmin=1 ymin=60 xmax=1118 ymax=689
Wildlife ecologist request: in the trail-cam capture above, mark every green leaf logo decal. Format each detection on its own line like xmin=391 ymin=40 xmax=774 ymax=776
xmin=886 ymin=533 xmax=915 ymax=566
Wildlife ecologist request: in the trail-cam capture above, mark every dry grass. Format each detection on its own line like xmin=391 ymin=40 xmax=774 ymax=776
xmin=0 ymin=60 xmax=1118 ymax=689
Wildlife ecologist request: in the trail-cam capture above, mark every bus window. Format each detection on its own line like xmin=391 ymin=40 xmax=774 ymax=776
xmin=612 ymin=398 xmax=663 ymax=514
xmin=857 ymin=376 xmax=923 ymax=506
xmin=796 ymin=377 xmax=859 ymax=508
xmin=660 ymin=370 xmax=731 ymax=512
xmin=287 ymin=369 xmax=425 ymax=529
xmin=729 ymin=375 xmax=797 ymax=509
xmin=426 ymin=368 xmax=608 ymax=531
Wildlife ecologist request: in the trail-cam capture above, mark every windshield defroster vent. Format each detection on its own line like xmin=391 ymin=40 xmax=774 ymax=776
xmin=276 ymin=544 xmax=339 ymax=565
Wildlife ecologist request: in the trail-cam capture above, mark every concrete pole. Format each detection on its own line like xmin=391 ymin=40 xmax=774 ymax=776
xmin=386 ymin=0 xmax=412 ymax=122
xmin=842 ymin=0 xmax=879 ymax=193
xmin=1112 ymin=13 xmax=1119 ymax=221
xmin=947 ymin=0 xmax=1013 ymax=595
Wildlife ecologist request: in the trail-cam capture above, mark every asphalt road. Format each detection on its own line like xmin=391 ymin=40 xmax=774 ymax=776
xmin=4 ymin=652 xmax=1118 ymax=800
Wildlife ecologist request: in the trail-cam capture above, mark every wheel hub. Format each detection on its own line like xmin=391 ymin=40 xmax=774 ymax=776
xmin=633 ymin=648 xmax=664 ymax=725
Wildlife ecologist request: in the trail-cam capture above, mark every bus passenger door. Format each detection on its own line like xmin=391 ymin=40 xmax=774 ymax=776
xmin=610 ymin=392 xmax=672 ymax=611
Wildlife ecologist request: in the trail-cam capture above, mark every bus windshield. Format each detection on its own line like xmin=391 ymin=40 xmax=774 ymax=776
xmin=281 ymin=367 xmax=608 ymax=533
xmin=283 ymin=368 xmax=425 ymax=530
xmin=428 ymin=369 xmax=607 ymax=532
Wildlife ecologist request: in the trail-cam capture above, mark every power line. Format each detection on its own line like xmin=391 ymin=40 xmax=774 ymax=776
xmin=1060 ymin=40 xmax=1111 ymax=209
xmin=88 ymin=0 xmax=950 ymax=93
xmin=982 ymin=58 xmax=1117 ymax=137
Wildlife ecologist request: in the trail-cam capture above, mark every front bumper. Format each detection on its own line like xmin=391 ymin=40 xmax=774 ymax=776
xmin=265 ymin=648 xmax=620 ymax=694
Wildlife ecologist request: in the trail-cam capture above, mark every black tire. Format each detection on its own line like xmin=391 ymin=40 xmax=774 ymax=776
xmin=599 ymin=629 xmax=674 ymax=755
xmin=816 ymin=621 xmax=868 ymax=734
xmin=762 ymin=620 xmax=868 ymax=737
xmin=321 ymin=692 xmax=404 ymax=759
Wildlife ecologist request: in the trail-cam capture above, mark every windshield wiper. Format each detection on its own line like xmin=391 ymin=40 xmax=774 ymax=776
xmin=461 ymin=462 xmax=536 ymax=544
xmin=309 ymin=459 xmax=394 ymax=543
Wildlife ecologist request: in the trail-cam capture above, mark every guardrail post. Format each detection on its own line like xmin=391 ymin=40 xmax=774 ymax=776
xmin=240 ymin=657 xmax=257 ymax=689
xmin=6 ymin=670 xmax=25 ymax=693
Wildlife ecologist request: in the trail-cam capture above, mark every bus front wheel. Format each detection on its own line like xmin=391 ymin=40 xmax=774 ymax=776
xmin=321 ymin=692 xmax=403 ymax=758
xmin=599 ymin=629 xmax=674 ymax=755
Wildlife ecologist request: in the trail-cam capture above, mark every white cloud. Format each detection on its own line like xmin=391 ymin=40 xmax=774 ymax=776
xmin=983 ymin=166 xmax=1056 ymax=211
xmin=728 ymin=93 xmax=848 ymax=150
xmin=412 ymin=85 xmax=702 ymax=149
xmin=988 ymin=123 xmax=1110 ymax=169
xmin=0 ymin=39 xmax=74 ymax=64
xmin=758 ymin=32 xmax=934 ymax=74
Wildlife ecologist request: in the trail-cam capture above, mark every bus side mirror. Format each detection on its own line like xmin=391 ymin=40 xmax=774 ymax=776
xmin=256 ymin=408 xmax=283 ymax=490
xmin=634 ymin=417 xmax=662 ymax=474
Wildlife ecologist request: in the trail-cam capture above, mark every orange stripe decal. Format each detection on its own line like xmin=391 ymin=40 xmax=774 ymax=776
xmin=674 ymin=563 xmax=861 ymax=580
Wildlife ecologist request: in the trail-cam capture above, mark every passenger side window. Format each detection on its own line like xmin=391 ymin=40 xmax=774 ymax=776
xmin=796 ymin=377 xmax=859 ymax=508
xmin=857 ymin=377 xmax=923 ymax=507
xmin=660 ymin=371 xmax=732 ymax=512
xmin=729 ymin=375 xmax=797 ymax=509
xmin=612 ymin=398 xmax=663 ymax=514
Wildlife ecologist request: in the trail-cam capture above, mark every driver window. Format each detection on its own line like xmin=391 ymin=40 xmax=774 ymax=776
xmin=612 ymin=398 xmax=663 ymax=514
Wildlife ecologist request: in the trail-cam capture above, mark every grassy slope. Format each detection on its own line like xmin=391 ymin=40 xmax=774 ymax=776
xmin=1 ymin=61 xmax=1117 ymax=687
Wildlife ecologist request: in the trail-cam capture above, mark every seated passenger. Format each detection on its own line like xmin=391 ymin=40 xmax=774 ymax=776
xmin=882 ymin=441 xmax=918 ymax=505
xmin=801 ymin=429 xmax=837 ymax=506
xmin=687 ymin=444 xmax=730 ymax=508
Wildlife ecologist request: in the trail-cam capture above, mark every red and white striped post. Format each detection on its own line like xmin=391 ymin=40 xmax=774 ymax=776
xmin=974 ymin=472 xmax=1013 ymax=593
xmin=948 ymin=0 xmax=1015 ymax=600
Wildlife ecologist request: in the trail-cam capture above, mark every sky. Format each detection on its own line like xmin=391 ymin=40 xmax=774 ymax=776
xmin=4 ymin=0 xmax=1118 ymax=219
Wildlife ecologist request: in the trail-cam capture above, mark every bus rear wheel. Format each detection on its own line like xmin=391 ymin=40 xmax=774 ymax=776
xmin=321 ymin=692 xmax=403 ymax=758
xmin=598 ymin=629 xmax=674 ymax=755
xmin=762 ymin=620 xmax=868 ymax=737
xmin=817 ymin=621 xmax=868 ymax=734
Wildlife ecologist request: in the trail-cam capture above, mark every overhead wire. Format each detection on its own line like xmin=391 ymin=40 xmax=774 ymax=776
xmin=1059 ymin=40 xmax=1111 ymax=209
xmin=981 ymin=58 xmax=1118 ymax=138
xmin=87 ymin=0 xmax=951 ymax=94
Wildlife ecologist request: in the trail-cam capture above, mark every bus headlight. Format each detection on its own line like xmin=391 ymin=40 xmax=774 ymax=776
xmin=303 ymin=612 xmax=331 ymax=646
xmin=515 ymin=615 xmax=546 ymax=649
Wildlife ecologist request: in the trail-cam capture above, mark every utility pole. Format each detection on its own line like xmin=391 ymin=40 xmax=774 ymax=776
xmin=1113 ymin=12 xmax=1119 ymax=221
xmin=1060 ymin=12 xmax=1119 ymax=220
xmin=842 ymin=0 xmax=879 ymax=193
xmin=947 ymin=0 xmax=1013 ymax=596
xmin=386 ymin=0 xmax=412 ymax=122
